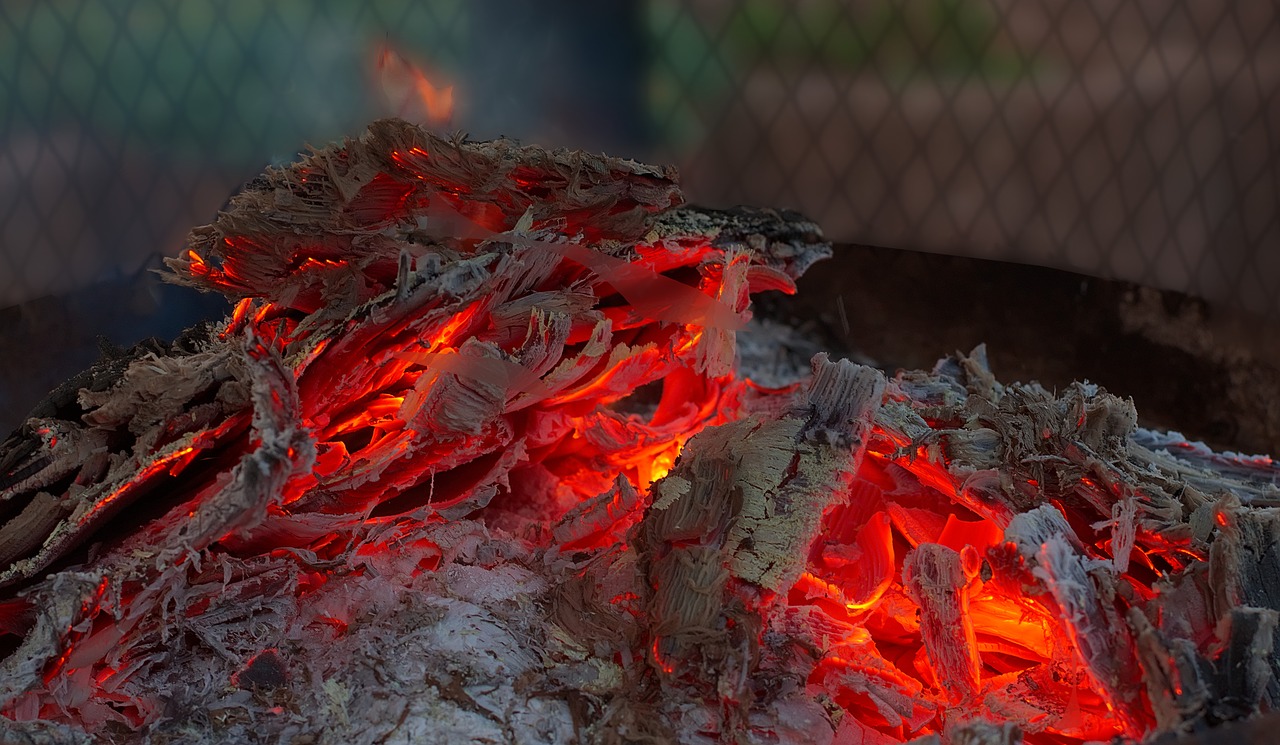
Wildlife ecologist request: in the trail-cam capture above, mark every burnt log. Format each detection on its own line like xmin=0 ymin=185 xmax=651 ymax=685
xmin=0 ymin=119 xmax=1275 ymax=745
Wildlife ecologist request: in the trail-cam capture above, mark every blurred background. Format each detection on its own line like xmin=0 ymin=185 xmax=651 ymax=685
xmin=1 ymin=0 xmax=1278 ymax=439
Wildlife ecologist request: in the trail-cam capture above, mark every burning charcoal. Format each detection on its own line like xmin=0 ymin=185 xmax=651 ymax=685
xmin=0 ymin=118 xmax=1277 ymax=744
xmin=1005 ymin=505 xmax=1148 ymax=732
xmin=903 ymin=543 xmax=981 ymax=705
xmin=635 ymin=359 xmax=881 ymax=684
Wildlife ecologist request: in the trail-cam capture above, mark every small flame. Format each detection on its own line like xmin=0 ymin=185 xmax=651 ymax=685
xmin=645 ymin=445 xmax=681 ymax=486
xmin=373 ymin=42 xmax=454 ymax=129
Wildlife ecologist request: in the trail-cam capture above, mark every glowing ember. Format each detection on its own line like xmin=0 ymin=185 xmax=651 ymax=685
xmin=0 ymin=119 xmax=1277 ymax=744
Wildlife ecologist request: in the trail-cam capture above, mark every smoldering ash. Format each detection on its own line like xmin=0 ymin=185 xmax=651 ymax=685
xmin=0 ymin=119 xmax=1277 ymax=745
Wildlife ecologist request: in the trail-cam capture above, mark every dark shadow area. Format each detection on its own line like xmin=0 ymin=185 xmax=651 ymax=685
xmin=0 ymin=268 xmax=229 ymax=436
xmin=759 ymin=243 xmax=1280 ymax=456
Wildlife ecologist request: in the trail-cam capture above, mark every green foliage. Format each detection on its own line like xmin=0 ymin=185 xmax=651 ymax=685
xmin=726 ymin=0 xmax=1030 ymax=80
xmin=645 ymin=0 xmax=1037 ymax=146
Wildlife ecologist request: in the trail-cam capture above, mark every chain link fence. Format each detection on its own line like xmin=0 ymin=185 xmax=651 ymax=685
xmin=648 ymin=0 xmax=1280 ymax=317
xmin=2 ymin=0 xmax=1278 ymax=316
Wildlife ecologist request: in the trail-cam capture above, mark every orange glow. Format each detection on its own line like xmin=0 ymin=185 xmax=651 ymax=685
xmin=31 ymin=128 xmax=1223 ymax=742
xmin=298 ymin=256 xmax=347 ymax=271
xmin=171 ymin=240 xmax=1168 ymax=741
xmin=374 ymin=42 xmax=455 ymax=128
xmin=966 ymin=594 xmax=1058 ymax=660
xmin=185 ymin=249 xmax=209 ymax=277
xmin=164 ymin=446 xmax=198 ymax=476
xmin=80 ymin=437 xmax=222 ymax=526
xmin=222 ymin=297 xmax=254 ymax=339
xmin=936 ymin=514 xmax=1004 ymax=555
xmin=643 ymin=442 xmax=681 ymax=486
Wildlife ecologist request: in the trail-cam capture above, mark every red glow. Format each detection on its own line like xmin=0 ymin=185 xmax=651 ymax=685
xmin=11 ymin=126 xmax=1236 ymax=744
xmin=651 ymin=637 xmax=676 ymax=675
xmin=81 ymin=439 xmax=221 ymax=526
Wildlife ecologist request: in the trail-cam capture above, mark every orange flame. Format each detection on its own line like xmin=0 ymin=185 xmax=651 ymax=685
xmin=373 ymin=42 xmax=454 ymax=129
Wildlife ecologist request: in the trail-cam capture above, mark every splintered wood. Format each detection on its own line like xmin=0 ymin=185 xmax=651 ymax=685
xmin=0 ymin=119 xmax=1279 ymax=745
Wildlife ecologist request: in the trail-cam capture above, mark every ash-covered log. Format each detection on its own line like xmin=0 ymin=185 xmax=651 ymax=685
xmin=0 ymin=119 xmax=1277 ymax=745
